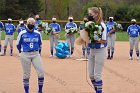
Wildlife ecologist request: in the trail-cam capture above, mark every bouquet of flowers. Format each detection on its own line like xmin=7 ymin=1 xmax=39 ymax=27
xmin=46 ymin=26 xmax=54 ymax=35
xmin=38 ymin=22 xmax=48 ymax=33
xmin=65 ymin=27 xmax=77 ymax=34
xmin=114 ymin=23 xmax=123 ymax=31
xmin=84 ymin=21 xmax=103 ymax=43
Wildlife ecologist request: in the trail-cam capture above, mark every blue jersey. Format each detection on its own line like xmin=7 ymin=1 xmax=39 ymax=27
xmin=35 ymin=20 xmax=42 ymax=29
xmin=5 ymin=23 xmax=15 ymax=35
xmin=0 ymin=22 xmax=4 ymax=30
xmin=17 ymin=24 xmax=26 ymax=34
xmin=49 ymin=23 xmax=61 ymax=32
xmin=16 ymin=28 xmax=42 ymax=52
xmin=65 ymin=22 xmax=77 ymax=30
xmin=88 ymin=22 xmax=107 ymax=49
xmin=106 ymin=21 xmax=117 ymax=34
xmin=127 ymin=25 xmax=140 ymax=37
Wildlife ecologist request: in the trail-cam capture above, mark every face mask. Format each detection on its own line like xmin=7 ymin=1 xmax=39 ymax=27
xmin=53 ymin=21 xmax=56 ymax=23
xmin=69 ymin=19 xmax=73 ymax=22
xmin=109 ymin=19 xmax=113 ymax=22
xmin=27 ymin=24 xmax=34 ymax=30
xmin=132 ymin=22 xmax=136 ymax=25
xmin=88 ymin=16 xmax=94 ymax=21
xmin=21 ymin=23 xmax=24 ymax=26
xmin=84 ymin=20 xmax=88 ymax=23
xmin=8 ymin=21 xmax=11 ymax=23
xmin=36 ymin=18 xmax=39 ymax=20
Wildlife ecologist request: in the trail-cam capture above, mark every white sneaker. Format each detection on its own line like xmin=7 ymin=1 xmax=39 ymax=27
xmin=67 ymin=55 xmax=72 ymax=58
xmin=136 ymin=57 xmax=139 ymax=60
xmin=49 ymin=55 xmax=53 ymax=58
xmin=129 ymin=57 xmax=133 ymax=60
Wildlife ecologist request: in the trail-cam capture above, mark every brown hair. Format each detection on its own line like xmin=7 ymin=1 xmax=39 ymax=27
xmin=88 ymin=7 xmax=103 ymax=23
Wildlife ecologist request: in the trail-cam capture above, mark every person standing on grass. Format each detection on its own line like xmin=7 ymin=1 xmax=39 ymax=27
xmin=127 ymin=19 xmax=140 ymax=60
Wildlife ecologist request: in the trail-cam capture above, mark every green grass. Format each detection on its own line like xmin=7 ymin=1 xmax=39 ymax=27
xmin=116 ymin=31 xmax=129 ymax=41
xmin=0 ymin=31 xmax=132 ymax=41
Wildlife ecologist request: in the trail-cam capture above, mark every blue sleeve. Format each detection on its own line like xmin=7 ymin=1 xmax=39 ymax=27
xmin=127 ymin=26 xmax=130 ymax=34
xmin=74 ymin=23 xmax=77 ymax=28
xmin=16 ymin=35 xmax=22 ymax=53
xmin=39 ymin=33 xmax=42 ymax=49
xmin=65 ymin=23 xmax=68 ymax=30
xmin=16 ymin=33 xmax=22 ymax=53
xmin=58 ymin=24 xmax=61 ymax=32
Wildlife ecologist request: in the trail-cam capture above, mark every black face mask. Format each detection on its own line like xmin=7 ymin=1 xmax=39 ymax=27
xmin=21 ymin=23 xmax=24 ymax=26
xmin=27 ymin=24 xmax=34 ymax=30
xmin=69 ymin=19 xmax=73 ymax=22
xmin=36 ymin=18 xmax=39 ymax=20
xmin=53 ymin=21 xmax=56 ymax=23
xmin=84 ymin=20 xmax=88 ymax=23
xmin=88 ymin=16 xmax=94 ymax=21
xmin=8 ymin=21 xmax=11 ymax=23
xmin=132 ymin=22 xmax=136 ymax=25
xmin=109 ymin=19 xmax=113 ymax=22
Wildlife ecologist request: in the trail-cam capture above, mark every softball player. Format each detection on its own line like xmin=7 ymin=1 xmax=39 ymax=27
xmin=127 ymin=19 xmax=140 ymax=60
xmin=16 ymin=18 xmax=44 ymax=93
xmin=2 ymin=18 xmax=15 ymax=56
xmin=35 ymin=14 xmax=42 ymax=31
xmin=35 ymin=14 xmax=42 ymax=54
xmin=0 ymin=21 xmax=4 ymax=53
xmin=87 ymin=7 xmax=107 ymax=93
xmin=49 ymin=17 xmax=61 ymax=57
xmin=16 ymin=19 xmax=26 ymax=34
xmin=106 ymin=17 xmax=117 ymax=59
xmin=79 ymin=17 xmax=90 ymax=58
xmin=65 ymin=16 xmax=77 ymax=57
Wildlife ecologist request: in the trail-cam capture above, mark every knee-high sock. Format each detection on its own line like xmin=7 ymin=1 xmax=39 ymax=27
xmin=4 ymin=46 xmax=7 ymax=54
xmin=91 ymin=80 xmax=97 ymax=91
xmin=71 ymin=47 xmax=74 ymax=55
xmin=23 ymin=79 xmax=29 ymax=93
xmin=108 ymin=48 xmax=110 ymax=57
xmin=87 ymin=47 xmax=90 ymax=56
xmin=136 ymin=50 xmax=139 ymax=57
xmin=0 ymin=45 xmax=1 ymax=52
xmin=38 ymin=77 xmax=44 ymax=93
xmin=95 ymin=80 xmax=102 ymax=93
xmin=82 ymin=47 xmax=86 ymax=56
xmin=51 ymin=48 xmax=53 ymax=55
xmin=111 ymin=47 xmax=114 ymax=57
xmin=130 ymin=50 xmax=133 ymax=57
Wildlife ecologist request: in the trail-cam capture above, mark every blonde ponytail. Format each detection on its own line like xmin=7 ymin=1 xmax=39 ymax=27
xmin=88 ymin=7 xmax=103 ymax=23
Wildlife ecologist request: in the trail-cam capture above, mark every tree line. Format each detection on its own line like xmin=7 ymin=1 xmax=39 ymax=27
xmin=0 ymin=0 xmax=140 ymax=21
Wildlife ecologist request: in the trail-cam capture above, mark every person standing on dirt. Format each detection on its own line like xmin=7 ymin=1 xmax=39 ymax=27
xmin=49 ymin=17 xmax=61 ymax=57
xmin=87 ymin=7 xmax=107 ymax=93
xmin=16 ymin=18 xmax=44 ymax=93
xmin=106 ymin=17 xmax=117 ymax=60
xmin=65 ymin=16 xmax=77 ymax=57
xmin=79 ymin=17 xmax=90 ymax=59
xmin=127 ymin=19 xmax=140 ymax=60
xmin=2 ymin=18 xmax=15 ymax=56
xmin=0 ymin=21 xmax=4 ymax=53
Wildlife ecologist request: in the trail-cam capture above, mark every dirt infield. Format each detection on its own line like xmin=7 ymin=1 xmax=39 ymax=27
xmin=0 ymin=40 xmax=140 ymax=93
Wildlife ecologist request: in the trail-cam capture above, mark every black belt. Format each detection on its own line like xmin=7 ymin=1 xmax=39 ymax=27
xmin=24 ymin=50 xmax=38 ymax=52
